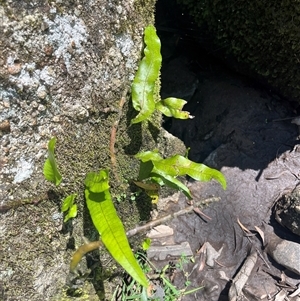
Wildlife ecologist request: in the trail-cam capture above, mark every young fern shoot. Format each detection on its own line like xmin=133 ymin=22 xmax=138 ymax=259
xmin=131 ymin=25 xmax=194 ymax=124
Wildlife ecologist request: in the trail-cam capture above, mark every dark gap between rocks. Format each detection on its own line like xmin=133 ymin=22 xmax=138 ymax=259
xmin=148 ymin=1 xmax=300 ymax=300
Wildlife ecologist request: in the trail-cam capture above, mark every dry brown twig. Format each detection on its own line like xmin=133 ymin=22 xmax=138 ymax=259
xmin=126 ymin=196 xmax=220 ymax=237
xmin=0 ymin=192 xmax=49 ymax=213
xmin=109 ymin=88 xmax=128 ymax=181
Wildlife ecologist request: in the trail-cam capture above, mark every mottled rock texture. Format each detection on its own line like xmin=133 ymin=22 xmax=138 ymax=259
xmin=0 ymin=1 xmax=185 ymax=300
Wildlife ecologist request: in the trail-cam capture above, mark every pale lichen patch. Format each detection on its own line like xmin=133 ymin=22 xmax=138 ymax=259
xmin=44 ymin=14 xmax=88 ymax=72
xmin=12 ymin=157 xmax=34 ymax=184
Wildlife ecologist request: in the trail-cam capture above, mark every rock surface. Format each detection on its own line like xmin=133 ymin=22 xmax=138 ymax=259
xmin=0 ymin=1 xmax=185 ymax=300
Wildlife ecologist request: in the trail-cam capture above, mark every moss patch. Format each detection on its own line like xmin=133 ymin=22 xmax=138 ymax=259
xmin=178 ymin=0 xmax=300 ymax=101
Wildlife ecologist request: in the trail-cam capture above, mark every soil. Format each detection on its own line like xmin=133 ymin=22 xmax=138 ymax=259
xmin=149 ymin=14 xmax=300 ymax=300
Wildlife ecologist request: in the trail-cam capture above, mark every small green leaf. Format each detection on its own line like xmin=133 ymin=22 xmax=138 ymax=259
xmin=156 ymin=97 xmax=194 ymax=119
xmin=137 ymin=161 xmax=154 ymax=180
xmin=142 ymin=238 xmax=151 ymax=251
xmin=135 ymin=151 xmax=226 ymax=198
xmin=64 ymin=204 xmax=77 ymax=222
xmin=151 ymin=171 xmax=192 ymax=199
xmin=161 ymin=97 xmax=187 ymax=110
xmin=43 ymin=137 xmax=62 ymax=186
xmin=153 ymin=155 xmax=227 ymax=189
xmin=61 ymin=193 xmax=77 ymax=212
xmin=85 ymin=171 xmax=148 ymax=288
xmin=85 ymin=170 xmax=110 ymax=193
xmin=131 ymin=25 xmax=162 ymax=124
xmin=135 ymin=150 xmax=163 ymax=162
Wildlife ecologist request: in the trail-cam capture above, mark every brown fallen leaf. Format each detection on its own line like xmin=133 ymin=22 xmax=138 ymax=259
xmin=237 ymin=218 xmax=251 ymax=234
xmin=254 ymin=225 xmax=265 ymax=245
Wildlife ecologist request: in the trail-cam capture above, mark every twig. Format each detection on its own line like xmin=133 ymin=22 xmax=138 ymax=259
xmin=237 ymin=218 xmax=270 ymax=269
xmin=0 ymin=193 xmax=48 ymax=213
xmin=126 ymin=196 xmax=220 ymax=237
xmin=193 ymin=207 xmax=212 ymax=220
xmin=110 ymin=88 xmax=128 ymax=181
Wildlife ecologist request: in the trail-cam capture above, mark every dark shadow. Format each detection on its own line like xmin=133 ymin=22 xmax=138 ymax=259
xmin=156 ymin=0 xmax=300 ymax=175
xmin=147 ymin=121 xmax=160 ymax=144
xmin=128 ymin=182 xmax=153 ymax=222
xmin=123 ymin=100 xmax=143 ymax=155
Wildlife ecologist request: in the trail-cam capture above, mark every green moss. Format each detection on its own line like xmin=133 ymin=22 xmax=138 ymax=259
xmin=178 ymin=0 xmax=300 ymax=101
xmin=52 ymin=82 xmax=162 ymax=221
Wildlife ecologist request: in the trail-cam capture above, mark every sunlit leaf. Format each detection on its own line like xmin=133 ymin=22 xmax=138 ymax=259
xmin=43 ymin=137 xmax=62 ymax=186
xmin=153 ymin=155 xmax=226 ymax=190
xmin=135 ymin=150 xmax=163 ymax=162
xmin=61 ymin=193 xmax=77 ymax=212
xmin=142 ymin=238 xmax=151 ymax=251
xmin=150 ymin=171 xmax=192 ymax=199
xmin=135 ymin=151 xmax=226 ymax=199
xmin=147 ymin=190 xmax=159 ymax=204
xmin=85 ymin=171 xmax=148 ymax=288
xmin=156 ymin=97 xmax=194 ymax=119
xmin=64 ymin=204 xmax=77 ymax=222
xmin=84 ymin=170 xmax=110 ymax=193
xmin=131 ymin=25 xmax=162 ymax=124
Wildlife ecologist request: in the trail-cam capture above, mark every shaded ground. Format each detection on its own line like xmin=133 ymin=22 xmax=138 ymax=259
xmin=147 ymin=25 xmax=300 ymax=300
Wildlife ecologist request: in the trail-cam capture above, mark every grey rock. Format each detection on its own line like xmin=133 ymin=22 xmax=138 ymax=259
xmin=266 ymin=233 xmax=300 ymax=275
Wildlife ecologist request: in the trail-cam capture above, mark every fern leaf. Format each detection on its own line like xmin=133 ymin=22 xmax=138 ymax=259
xmin=131 ymin=25 xmax=162 ymax=124
xmin=153 ymin=155 xmax=227 ymax=189
xmin=156 ymin=97 xmax=194 ymax=119
xmin=85 ymin=170 xmax=148 ymax=288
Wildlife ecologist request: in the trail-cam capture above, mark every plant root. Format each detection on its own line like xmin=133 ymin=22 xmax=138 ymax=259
xmin=0 ymin=193 xmax=48 ymax=213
